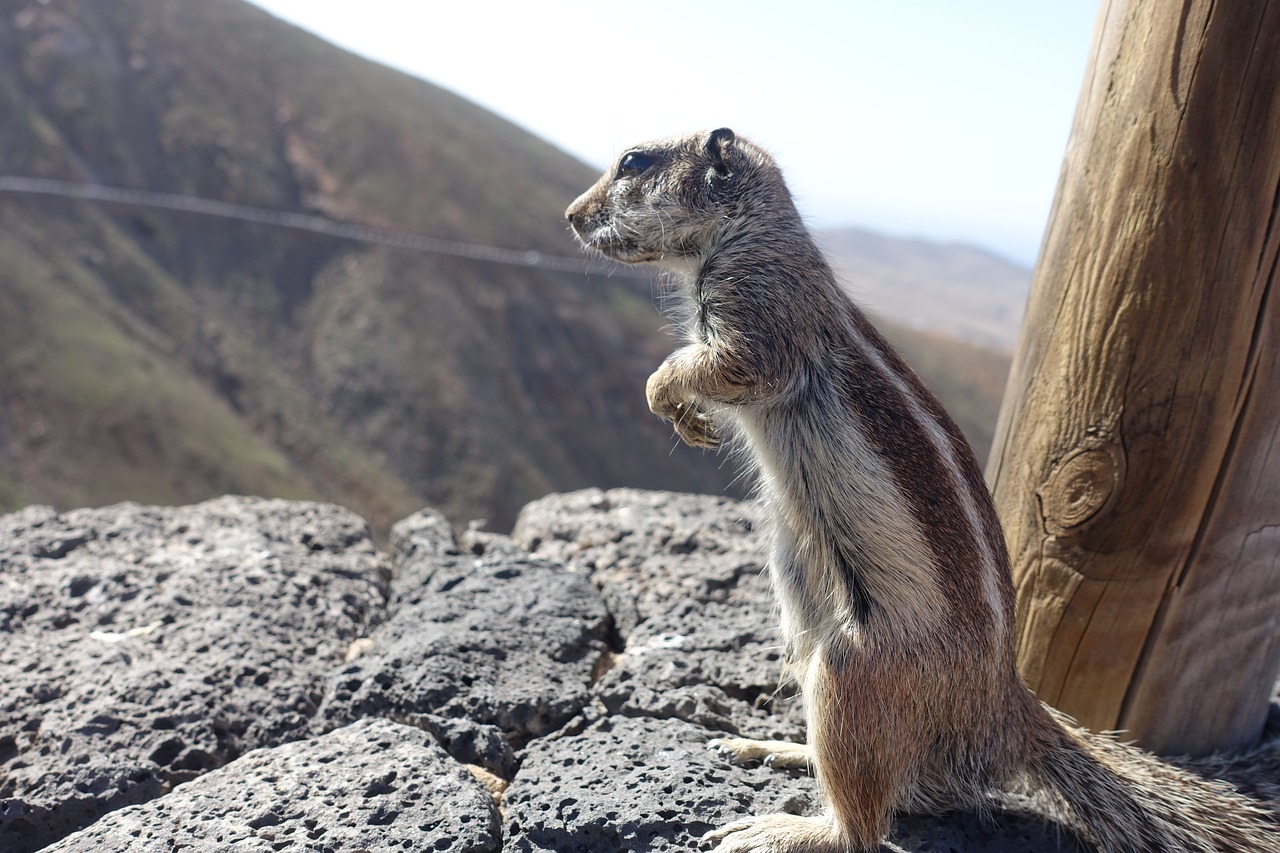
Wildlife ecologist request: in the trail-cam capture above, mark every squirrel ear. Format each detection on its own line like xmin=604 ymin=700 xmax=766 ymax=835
xmin=704 ymin=127 xmax=735 ymax=177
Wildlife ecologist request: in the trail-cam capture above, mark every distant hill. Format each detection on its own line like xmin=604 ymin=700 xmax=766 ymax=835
xmin=818 ymin=227 xmax=1031 ymax=351
xmin=0 ymin=0 xmax=1011 ymax=535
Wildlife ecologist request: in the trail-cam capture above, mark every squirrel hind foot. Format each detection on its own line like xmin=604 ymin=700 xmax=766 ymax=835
xmin=702 ymin=814 xmax=857 ymax=853
xmin=708 ymin=736 xmax=812 ymax=771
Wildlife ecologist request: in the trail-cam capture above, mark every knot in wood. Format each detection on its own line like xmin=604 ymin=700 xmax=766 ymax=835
xmin=1038 ymin=444 xmax=1125 ymax=537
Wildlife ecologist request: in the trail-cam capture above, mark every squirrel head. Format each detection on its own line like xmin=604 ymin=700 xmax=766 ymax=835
xmin=565 ymin=127 xmax=791 ymax=267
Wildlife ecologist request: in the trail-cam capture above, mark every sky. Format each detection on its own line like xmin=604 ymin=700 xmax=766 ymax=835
xmin=247 ymin=1 xmax=1100 ymax=266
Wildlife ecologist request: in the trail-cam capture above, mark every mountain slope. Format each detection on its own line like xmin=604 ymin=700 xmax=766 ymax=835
xmin=0 ymin=0 xmax=741 ymax=533
xmin=819 ymin=227 xmax=1031 ymax=350
xmin=0 ymin=0 xmax=1009 ymax=535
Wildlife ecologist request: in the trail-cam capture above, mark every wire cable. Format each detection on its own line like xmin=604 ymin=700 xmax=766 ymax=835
xmin=0 ymin=175 xmax=646 ymax=278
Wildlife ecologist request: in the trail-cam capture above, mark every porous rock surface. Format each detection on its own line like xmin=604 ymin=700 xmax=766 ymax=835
xmin=43 ymin=717 xmax=499 ymax=852
xmin=314 ymin=509 xmax=612 ymax=776
xmin=504 ymin=714 xmax=815 ymax=852
xmin=27 ymin=487 xmax=1280 ymax=850
xmin=0 ymin=497 xmax=387 ymax=853
xmin=512 ymin=488 xmax=806 ymax=742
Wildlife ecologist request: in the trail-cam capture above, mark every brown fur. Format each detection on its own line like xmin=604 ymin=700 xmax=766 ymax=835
xmin=565 ymin=128 xmax=1280 ymax=852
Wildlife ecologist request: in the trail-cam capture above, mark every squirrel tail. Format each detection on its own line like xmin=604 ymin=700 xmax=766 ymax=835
xmin=1020 ymin=701 xmax=1280 ymax=852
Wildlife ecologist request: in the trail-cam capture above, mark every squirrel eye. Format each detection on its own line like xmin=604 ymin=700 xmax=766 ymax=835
xmin=618 ymin=151 xmax=655 ymax=176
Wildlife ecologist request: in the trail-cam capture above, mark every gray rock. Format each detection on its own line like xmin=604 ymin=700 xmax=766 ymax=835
xmin=503 ymin=714 xmax=819 ymax=852
xmin=459 ymin=522 xmax=530 ymax=561
xmin=0 ymin=497 xmax=388 ymax=853
xmin=593 ymin=600 xmax=804 ymax=742
xmin=514 ymin=489 xmax=805 ymax=741
xmin=512 ymin=488 xmax=769 ymax=633
xmin=316 ymin=509 xmax=611 ymax=775
xmin=42 ymin=717 xmax=500 ymax=852
xmin=388 ymin=506 xmax=460 ymax=564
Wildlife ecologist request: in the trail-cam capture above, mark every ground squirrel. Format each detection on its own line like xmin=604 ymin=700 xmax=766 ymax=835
xmin=565 ymin=128 xmax=1280 ymax=852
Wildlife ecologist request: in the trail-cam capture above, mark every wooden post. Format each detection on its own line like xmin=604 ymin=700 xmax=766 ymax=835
xmin=986 ymin=0 xmax=1280 ymax=756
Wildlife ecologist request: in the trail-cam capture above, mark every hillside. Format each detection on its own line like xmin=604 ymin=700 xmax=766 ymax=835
xmin=0 ymin=0 xmax=734 ymax=534
xmin=819 ymin=227 xmax=1031 ymax=350
xmin=0 ymin=0 xmax=1010 ymax=535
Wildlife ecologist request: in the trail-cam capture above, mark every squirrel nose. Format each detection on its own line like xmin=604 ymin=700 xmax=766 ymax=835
xmin=565 ymin=193 xmax=592 ymax=227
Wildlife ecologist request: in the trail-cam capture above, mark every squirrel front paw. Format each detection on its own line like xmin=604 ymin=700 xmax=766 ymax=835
xmin=646 ymin=368 xmax=721 ymax=449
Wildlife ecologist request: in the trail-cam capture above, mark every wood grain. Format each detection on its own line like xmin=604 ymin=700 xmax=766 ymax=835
xmin=986 ymin=0 xmax=1280 ymax=755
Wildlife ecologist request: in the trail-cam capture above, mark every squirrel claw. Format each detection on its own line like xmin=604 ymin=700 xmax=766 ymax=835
xmin=670 ymin=403 xmax=721 ymax=449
